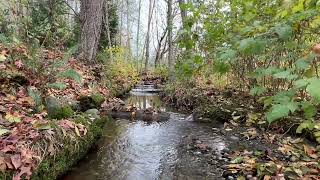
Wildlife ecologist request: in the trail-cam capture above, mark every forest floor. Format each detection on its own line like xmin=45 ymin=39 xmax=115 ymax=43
xmin=161 ymin=82 xmax=320 ymax=180
xmin=0 ymin=44 xmax=137 ymax=180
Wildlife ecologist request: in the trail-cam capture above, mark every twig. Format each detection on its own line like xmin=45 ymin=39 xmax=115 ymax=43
xmin=280 ymin=123 xmax=300 ymax=138
xmin=63 ymin=0 xmax=80 ymax=18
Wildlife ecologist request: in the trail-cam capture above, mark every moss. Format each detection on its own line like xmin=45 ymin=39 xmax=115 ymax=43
xmin=49 ymin=105 xmax=74 ymax=120
xmin=91 ymin=92 xmax=105 ymax=106
xmin=30 ymin=115 xmax=107 ymax=180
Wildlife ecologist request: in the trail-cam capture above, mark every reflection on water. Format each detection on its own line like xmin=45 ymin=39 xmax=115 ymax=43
xmin=62 ymin=92 xmax=226 ymax=180
xmin=126 ymin=93 xmax=165 ymax=111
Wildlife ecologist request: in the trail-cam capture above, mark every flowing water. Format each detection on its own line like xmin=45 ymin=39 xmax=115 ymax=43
xmin=62 ymin=85 xmax=227 ymax=180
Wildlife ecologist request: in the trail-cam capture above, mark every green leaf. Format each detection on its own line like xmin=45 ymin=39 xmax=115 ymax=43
xmin=213 ymin=61 xmax=230 ymax=74
xmin=231 ymin=156 xmax=244 ymax=164
xmin=273 ymin=91 xmax=295 ymax=104
xmin=194 ymin=55 xmax=203 ymax=65
xmin=301 ymin=102 xmax=316 ymax=119
xmin=0 ymin=128 xmax=10 ymax=136
xmin=262 ymin=97 xmax=273 ymax=109
xmin=48 ymin=82 xmax=67 ymax=90
xmin=239 ymin=38 xmax=266 ymax=55
xmin=217 ymin=49 xmax=237 ymax=62
xmin=273 ymin=70 xmax=298 ymax=80
xmin=266 ymin=104 xmax=290 ymax=123
xmin=306 ymin=78 xmax=320 ymax=102
xmin=295 ymin=59 xmax=310 ymax=70
xmin=250 ymin=86 xmax=267 ymax=96
xmin=314 ymin=131 xmax=320 ymax=137
xmin=58 ymin=69 xmax=82 ymax=84
xmin=293 ymin=79 xmax=309 ymax=89
xmin=274 ymin=24 xmax=293 ymax=41
xmin=296 ymin=120 xmax=314 ymax=134
xmin=287 ymin=102 xmax=299 ymax=113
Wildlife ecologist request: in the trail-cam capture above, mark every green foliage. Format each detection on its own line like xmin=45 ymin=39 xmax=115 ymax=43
xmin=47 ymin=82 xmax=67 ymax=90
xmin=174 ymin=0 xmax=320 ymax=134
xmin=91 ymin=93 xmax=105 ymax=106
xmin=250 ymin=86 xmax=267 ymax=96
xmin=306 ymin=78 xmax=320 ymax=102
xmin=58 ymin=69 xmax=82 ymax=84
xmin=274 ymin=24 xmax=293 ymax=41
xmin=239 ymin=38 xmax=266 ymax=55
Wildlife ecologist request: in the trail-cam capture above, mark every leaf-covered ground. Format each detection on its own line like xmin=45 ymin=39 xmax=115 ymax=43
xmin=0 ymin=44 xmax=136 ymax=180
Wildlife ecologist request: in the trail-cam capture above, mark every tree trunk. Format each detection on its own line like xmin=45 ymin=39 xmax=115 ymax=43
xmin=178 ymin=0 xmax=187 ymax=28
xmin=145 ymin=0 xmax=155 ymax=72
xmin=136 ymin=0 xmax=142 ymax=58
xmin=136 ymin=0 xmax=142 ymax=71
xmin=126 ymin=0 xmax=131 ymax=59
xmin=103 ymin=0 xmax=112 ymax=48
xmin=167 ymin=0 xmax=173 ymax=77
xmin=78 ymin=0 xmax=104 ymax=63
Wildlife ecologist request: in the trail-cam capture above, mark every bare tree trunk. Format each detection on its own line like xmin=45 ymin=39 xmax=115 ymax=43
xmin=136 ymin=0 xmax=142 ymax=72
xmin=136 ymin=0 xmax=142 ymax=58
xmin=119 ymin=0 xmax=124 ymax=46
xmin=126 ymin=0 xmax=131 ymax=59
xmin=167 ymin=0 xmax=173 ymax=76
xmin=155 ymin=29 xmax=167 ymax=68
xmin=145 ymin=0 xmax=155 ymax=72
xmin=103 ymin=0 xmax=112 ymax=48
xmin=78 ymin=0 xmax=104 ymax=63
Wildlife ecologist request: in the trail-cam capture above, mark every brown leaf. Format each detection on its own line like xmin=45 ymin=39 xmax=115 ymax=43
xmin=0 ymin=156 xmax=7 ymax=172
xmin=13 ymin=166 xmax=32 ymax=180
xmin=303 ymin=145 xmax=318 ymax=159
xmin=1 ymin=145 xmax=16 ymax=153
xmin=11 ymin=154 xmax=22 ymax=169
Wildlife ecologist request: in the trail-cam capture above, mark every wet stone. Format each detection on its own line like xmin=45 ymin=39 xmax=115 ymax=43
xmin=193 ymin=151 xmax=202 ymax=156
xmin=230 ymin=136 xmax=239 ymax=141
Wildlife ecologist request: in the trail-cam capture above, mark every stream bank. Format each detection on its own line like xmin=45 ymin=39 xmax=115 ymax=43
xmin=161 ymin=84 xmax=320 ymax=179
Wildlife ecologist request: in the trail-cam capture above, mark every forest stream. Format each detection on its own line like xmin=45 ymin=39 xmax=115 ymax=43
xmin=61 ymin=85 xmax=230 ymax=180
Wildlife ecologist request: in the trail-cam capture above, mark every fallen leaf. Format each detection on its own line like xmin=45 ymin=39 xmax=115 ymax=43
xmin=10 ymin=154 xmax=22 ymax=169
xmin=74 ymin=125 xmax=81 ymax=137
xmin=0 ymin=128 xmax=10 ymax=136
xmin=0 ymin=54 xmax=6 ymax=62
xmin=303 ymin=145 xmax=318 ymax=159
xmin=0 ymin=156 xmax=7 ymax=172
xmin=5 ymin=113 xmax=21 ymax=123
xmin=14 ymin=60 xmax=23 ymax=68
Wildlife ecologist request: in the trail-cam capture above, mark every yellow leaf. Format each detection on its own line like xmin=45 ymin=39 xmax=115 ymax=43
xmin=5 ymin=113 xmax=21 ymax=123
xmin=0 ymin=54 xmax=6 ymax=62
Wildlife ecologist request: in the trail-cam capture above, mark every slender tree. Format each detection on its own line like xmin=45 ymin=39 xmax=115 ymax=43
xmin=136 ymin=0 xmax=142 ymax=58
xmin=167 ymin=0 xmax=173 ymax=75
xmin=145 ymin=0 xmax=156 ymax=71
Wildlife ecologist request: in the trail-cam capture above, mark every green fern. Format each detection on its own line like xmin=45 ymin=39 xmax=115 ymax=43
xmin=57 ymin=69 xmax=82 ymax=84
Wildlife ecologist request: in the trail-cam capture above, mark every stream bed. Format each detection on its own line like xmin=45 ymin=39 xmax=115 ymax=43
xmin=62 ymin=86 xmax=229 ymax=180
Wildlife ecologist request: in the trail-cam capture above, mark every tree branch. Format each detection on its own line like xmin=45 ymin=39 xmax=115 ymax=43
xmin=63 ymin=0 xmax=80 ymax=18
